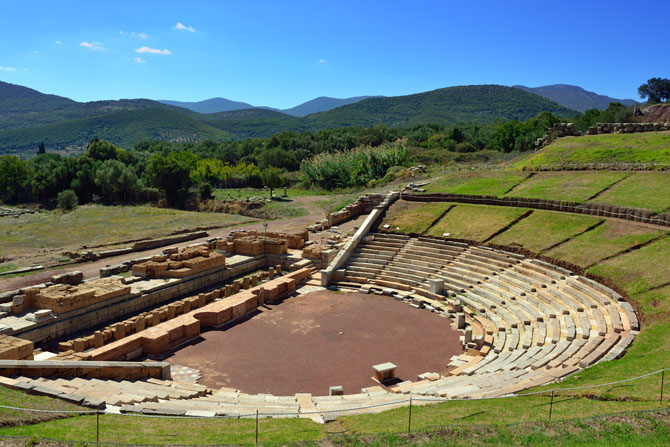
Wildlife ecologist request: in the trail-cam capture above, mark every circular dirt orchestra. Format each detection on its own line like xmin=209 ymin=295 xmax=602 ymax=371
xmin=163 ymin=291 xmax=464 ymax=396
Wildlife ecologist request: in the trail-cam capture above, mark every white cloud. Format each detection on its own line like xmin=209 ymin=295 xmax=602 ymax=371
xmin=55 ymin=40 xmax=62 ymax=44
xmin=0 ymin=66 xmax=16 ymax=72
xmin=319 ymin=59 xmax=326 ymax=63
xmin=173 ymin=22 xmax=195 ymax=32
xmin=135 ymin=46 xmax=171 ymax=55
xmin=32 ymin=51 xmax=41 ymax=54
xmin=121 ymin=31 xmax=149 ymax=39
xmin=80 ymin=41 xmax=104 ymax=51
xmin=133 ymin=57 xmax=146 ymax=63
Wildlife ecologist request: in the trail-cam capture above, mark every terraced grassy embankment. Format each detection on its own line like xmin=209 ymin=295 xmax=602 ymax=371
xmin=514 ymin=131 xmax=670 ymax=167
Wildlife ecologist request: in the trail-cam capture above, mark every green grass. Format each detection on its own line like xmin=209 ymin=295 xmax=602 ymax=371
xmin=0 ymin=205 xmax=255 ymax=269
xmin=424 ymin=171 xmax=528 ymax=196
xmin=381 ymin=202 xmax=455 ymax=234
xmin=516 ymin=131 xmax=670 ymax=167
xmin=489 ymin=211 xmax=602 ymax=252
xmin=506 ymin=171 xmax=628 ymax=202
xmin=588 ymin=172 xmax=670 ymax=212
xmin=544 ymin=220 xmax=662 ymax=267
xmin=588 ymin=234 xmax=670 ymax=296
xmin=425 ymin=203 xmax=528 ymax=241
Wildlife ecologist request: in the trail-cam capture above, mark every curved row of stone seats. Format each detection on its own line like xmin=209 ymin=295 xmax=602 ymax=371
xmin=334 ymin=235 xmax=639 ymax=399
xmin=0 ymin=376 xmax=207 ymax=408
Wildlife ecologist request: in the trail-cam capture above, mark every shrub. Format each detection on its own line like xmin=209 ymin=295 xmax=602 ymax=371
xmin=300 ymin=143 xmax=410 ymax=190
xmin=57 ymin=189 xmax=78 ymax=211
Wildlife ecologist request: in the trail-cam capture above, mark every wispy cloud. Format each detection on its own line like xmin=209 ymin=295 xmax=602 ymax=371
xmin=80 ymin=41 xmax=104 ymax=51
xmin=121 ymin=31 xmax=149 ymax=39
xmin=133 ymin=57 xmax=146 ymax=63
xmin=173 ymin=22 xmax=195 ymax=32
xmin=319 ymin=59 xmax=326 ymax=63
xmin=55 ymin=40 xmax=62 ymax=45
xmin=32 ymin=51 xmax=41 ymax=55
xmin=0 ymin=66 xmax=17 ymax=72
xmin=135 ymin=46 xmax=171 ymax=55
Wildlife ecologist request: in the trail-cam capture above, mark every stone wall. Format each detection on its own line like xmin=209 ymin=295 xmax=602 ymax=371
xmin=0 ymin=360 xmax=170 ymax=381
xmin=536 ymin=121 xmax=670 ymax=148
xmin=131 ymin=244 xmax=226 ymax=279
xmin=586 ymin=122 xmax=670 ymax=135
xmin=309 ymin=193 xmax=386 ymax=232
xmin=401 ymin=193 xmax=670 ymax=227
xmin=0 ymin=335 xmax=33 ymax=360
xmin=15 ymin=256 xmax=265 ymax=343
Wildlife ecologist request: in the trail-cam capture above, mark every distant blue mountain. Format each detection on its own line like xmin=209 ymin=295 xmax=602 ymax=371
xmin=159 ymin=95 xmax=378 ymax=116
xmin=158 ymin=97 xmax=255 ymax=114
xmin=513 ymin=84 xmax=637 ymax=112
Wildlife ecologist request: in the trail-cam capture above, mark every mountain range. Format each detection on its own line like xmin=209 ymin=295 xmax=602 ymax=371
xmin=513 ymin=84 xmax=637 ymax=112
xmin=0 ymin=81 xmax=590 ymax=156
xmin=158 ymin=95 xmax=377 ymax=117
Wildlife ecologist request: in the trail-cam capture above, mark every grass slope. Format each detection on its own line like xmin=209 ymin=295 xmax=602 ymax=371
xmin=516 ymin=131 xmax=670 ymax=167
xmin=424 ymin=171 xmax=529 ymax=196
xmin=424 ymin=203 xmax=528 ymax=240
xmin=489 ymin=210 xmax=602 ymax=252
xmin=587 ymin=172 xmax=670 ymax=212
xmin=506 ymin=171 xmax=628 ymax=202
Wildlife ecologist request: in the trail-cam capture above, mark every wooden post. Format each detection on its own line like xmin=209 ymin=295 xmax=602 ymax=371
xmin=96 ymin=411 xmax=100 ymax=443
xmin=255 ymin=409 xmax=259 ymax=445
xmin=661 ymin=368 xmax=666 ymax=408
xmin=408 ymin=397 xmax=412 ymax=435
xmin=548 ymin=390 xmax=555 ymax=422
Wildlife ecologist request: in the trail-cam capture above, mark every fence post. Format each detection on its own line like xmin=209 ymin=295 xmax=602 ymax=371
xmin=96 ymin=410 xmax=100 ymax=443
xmin=548 ymin=390 xmax=555 ymax=422
xmin=661 ymin=368 xmax=666 ymax=408
xmin=408 ymin=397 xmax=412 ymax=436
xmin=255 ymin=409 xmax=259 ymax=445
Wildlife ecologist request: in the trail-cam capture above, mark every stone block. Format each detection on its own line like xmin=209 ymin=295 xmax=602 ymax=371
xmin=329 ymin=385 xmax=344 ymax=396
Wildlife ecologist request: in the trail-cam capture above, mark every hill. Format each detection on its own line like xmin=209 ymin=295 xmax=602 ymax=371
xmin=513 ymin=84 xmax=637 ymax=112
xmin=302 ymin=85 xmax=576 ymax=128
xmin=158 ymin=97 xmax=256 ymax=114
xmin=0 ymin=80 xmax=189 ymax=132
xmin=281 ymin=96 xmax=377 ymax=117
xmin=0 ymin=82 xmax=579 ymax=155
xmin=0 ymin=108 xmax=232 ymax=155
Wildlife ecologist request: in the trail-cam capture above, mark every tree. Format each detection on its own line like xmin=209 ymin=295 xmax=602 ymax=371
xmin=0 ymin=156 xmax=32 ymax=204
xmin=57 ymin=189 xmax=78 ymax=211
xmin=95 ymin=160 xmax=139 ymax=203
xmin=638 ymin=78 xmax=670 ymax=103
xmin=260 ymin=167 xmax=282 ymax=198
xmin=86 ymin=139 xmax=119 ymax=161
xmin=144 ymin=153 xmax=192 ymax=207
xmin=37 ymin=142 xmax=45 ymax=155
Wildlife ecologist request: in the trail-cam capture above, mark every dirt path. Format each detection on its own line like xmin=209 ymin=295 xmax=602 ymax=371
xmin=0 ymin=194 xmax=367 ymax=292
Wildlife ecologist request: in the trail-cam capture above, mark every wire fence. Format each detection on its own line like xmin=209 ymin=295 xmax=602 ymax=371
xmin=0 ymin=368 xmax=667 ymax=445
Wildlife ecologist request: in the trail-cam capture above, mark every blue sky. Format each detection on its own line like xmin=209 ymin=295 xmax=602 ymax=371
xmin=0 ymin=0 xmax=668 ymax=109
